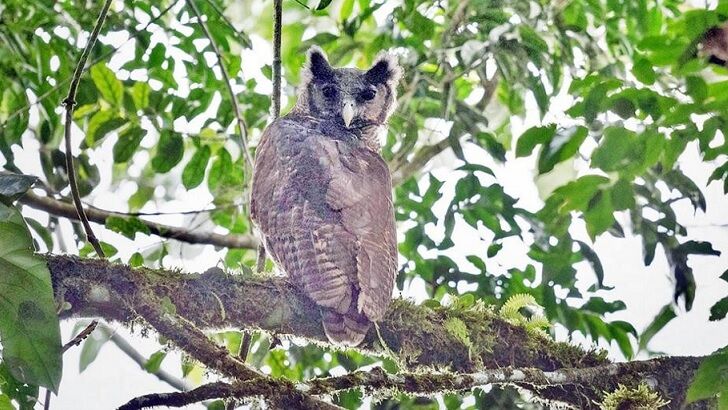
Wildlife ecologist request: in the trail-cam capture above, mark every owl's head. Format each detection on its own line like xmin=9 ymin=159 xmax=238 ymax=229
xmin=293 ymin=46 xmax=402 ymax=129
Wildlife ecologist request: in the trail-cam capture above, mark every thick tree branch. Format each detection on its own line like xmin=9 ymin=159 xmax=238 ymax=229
xmin=391 ymin=138 xmax=451 ymax=186
xmin=62 ymin=0 xmax=114 ymax=258
xmin=20 ymin=192 xmax=258 ymax=249
xmin=47 ymin=255 xmax=602 ymax=370
xmin=57 ymin=256 xmax=339 ymax=409
xmin=45 ymin=255 xmax=711 ymax=409
xmin=118 ymin=356 xmax=708 ymax=410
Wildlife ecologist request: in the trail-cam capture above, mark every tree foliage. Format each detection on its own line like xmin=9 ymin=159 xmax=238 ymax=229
xmin=0 ymin=0 xmax=727 ymax=408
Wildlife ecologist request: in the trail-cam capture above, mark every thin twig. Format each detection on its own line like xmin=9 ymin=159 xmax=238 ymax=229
xmin=98 ymin=323 xmax=190 ymax=392
xmin=62 ymin=0 xmax=114 ymax=258
xmin=116 ymin=357 xmax=702 ymax=410
xmin=186 ymin=0 xmax=253 ymax=174
xmin=63 ymin=320 xmax=99 ymax=352
xmin=117 ymin=380 xmax=343 ymax=410
xmin=130 ymin=295 xmax=342 ymax=409
xmin=390 ymin=138 xmax=451 ymax=185
xmin=256 ymin=0 xmax=283 ymax=273
xmin=133 ymin=295 xmax=260 ymax=381
xmin=44 ymin=320 xmax=99 ymax=410
xmin=200 ymin=0 xmax=252 ymax=47
xmin=238 ymin=331 xmax=252 ymax=362
xmin=19 ymin=191 xmax=259 ymax=249
xmin=87 ymin=203 xmax=242 ymax=217
xmin=272 ymin=0 xmax=283 ymax=119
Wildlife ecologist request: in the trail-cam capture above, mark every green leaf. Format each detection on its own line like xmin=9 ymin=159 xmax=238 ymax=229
xmin=105 ymin=216 xmax=151 ymax=240
xmin=411 ymin=12 xmax=435 ymax=38
xmin=456 ymin=164 xmax=494 ymax=176
xmin=677 ymin=240 xmax=721 ymax=257
xmin=0 ymin=362 xmax=38 ymax=409
xmin=129 ymin=252 xmax=144 ymax=267
xmin=581 ymin=297 xmax=626 ymax=314
xmin=515 ymin=125 xmax=555 ymax=157
xmin=25 ymin=218 xmax=53 ymax=251
xmin=208 ymin=148 xmax=233 ymax=190
xmin=148 ymin=44 xmax=166 ymax=68
xmin=316 ymin=0 xmax=333 ymax=10
xmin=686 ymin=76 xmax=708 ymax=103
xmin=686 ymin=347 xmax=728 ymax=403
xmin=609 ymin=325 xmax=634 ymax=359
xmin=709 ymin=297 xmax=728 ymax=321
xmin=131 ymin=82 xmax=151 ymax=110
xmin=591 ymin=127 xmax=636 ymax=172
xmin=78 ymin=323 xmax=111 ymax=372
xmin=151 ymin=131 xmax=184 ymax=173
xmin=474 ymin=132 xmax=506 ymax=162
xmin=553 ymin=175 xmax=610 ymax=212
xmin=0 ymin=173 xmax=37 ymax=203
xmin=486 ymin=243 xmax=502 ymax=258
xmin=182 ymin=145 xmax=211 ymax=190
xmin=0 ymin=88 xmax=30 ymax=147
xmin=129 ymin=185 xmax=154 ymax=212
xmin=538 ymin=126 xmax=588 ymax=174
xmin=85 ymin=110 xmax=124 ymax=146
xmin=632 ymin=57 xmax=656 ymax=84
xmin=638 ymin=304 xmax=677 ymax=352
xmin=340 ymin=0 xmax=354 ymax=20
xmin=90 ymin=63 xmax=123 ymax=107
xmin=144 ymin=351 xmax=167 ymax=373
xmin=113 ymin=126 xmax=146 ymax=163
xmin=0 ymin=203 xmax=62 ymax=393
xmin=610 ymin=179 xmax=635 ymax=211
xmin=207 ymin=400 xmax=226 ymax=410
xmin=0 ymin=394 xmax=13 ymax=410
xmin=576 ymin=241 xmax=605 ymax=288
xmin=584 ymin=191 xmax=615 ymax=240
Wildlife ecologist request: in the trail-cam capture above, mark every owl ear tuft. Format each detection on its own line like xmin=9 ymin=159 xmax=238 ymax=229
xmin=365 ymin=52 xmax=402 ymax=86
xmin=304 ymin=46 xmax=334 ymax=81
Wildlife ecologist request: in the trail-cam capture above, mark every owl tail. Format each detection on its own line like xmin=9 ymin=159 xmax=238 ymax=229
xmin=321 ymin=307 xmax=370 ymax=346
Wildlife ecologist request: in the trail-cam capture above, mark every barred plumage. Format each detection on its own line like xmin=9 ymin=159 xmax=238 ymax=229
xmin=250 ymin=47 xmax=401 ymax=345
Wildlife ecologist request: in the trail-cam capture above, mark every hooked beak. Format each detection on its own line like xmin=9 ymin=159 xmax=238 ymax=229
xmin=342 ymin=98 xmax=355 ymax=128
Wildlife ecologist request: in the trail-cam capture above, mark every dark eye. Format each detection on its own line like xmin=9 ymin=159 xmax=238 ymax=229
xmin=359 ymin=88 xmax=376 ymax=101
xmin=322 ymin=85 xmax=338 ymax=99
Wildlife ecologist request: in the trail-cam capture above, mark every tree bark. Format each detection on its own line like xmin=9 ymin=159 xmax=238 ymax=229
xmin=47 ymin=255 xmax=710 ymax=409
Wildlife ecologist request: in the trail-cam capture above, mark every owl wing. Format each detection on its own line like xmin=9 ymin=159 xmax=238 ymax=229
xmin=251 ymin=120 xmax=354 ymax=312
xmin=251 ymin=119 xmax=396 ymax=323
xmin=324 ymin=140 xmax=398 ymax=322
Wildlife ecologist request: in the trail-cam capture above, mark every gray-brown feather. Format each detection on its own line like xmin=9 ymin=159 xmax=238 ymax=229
xmin=250 ymin=116 xmax=397 ymax=345
xmin=250 ymin=48 xmax=400 ymax=346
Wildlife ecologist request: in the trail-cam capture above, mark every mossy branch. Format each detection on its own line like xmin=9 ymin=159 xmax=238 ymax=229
xmin=47 ymin=255 xmax=710 ymax=409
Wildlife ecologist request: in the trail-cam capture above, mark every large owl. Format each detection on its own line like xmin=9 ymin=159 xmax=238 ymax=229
xmin=250 ymin=47 xmax=401 ymax=346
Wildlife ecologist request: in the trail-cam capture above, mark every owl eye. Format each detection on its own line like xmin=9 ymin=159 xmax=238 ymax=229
xmin=359 ymin=89 xmax=376 ymax=101
xmin=322 ymin=85 xmax=338 ymax=99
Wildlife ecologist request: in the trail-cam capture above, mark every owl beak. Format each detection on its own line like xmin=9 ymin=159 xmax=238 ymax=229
xmin=342 ymin=99 xmax=355 ymax=128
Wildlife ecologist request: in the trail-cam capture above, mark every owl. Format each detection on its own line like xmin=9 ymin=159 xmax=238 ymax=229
xmin=250 ymin=47 xmax=401 ymax=346
xmin=702 ymin=22 xmax=728 ymax=66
